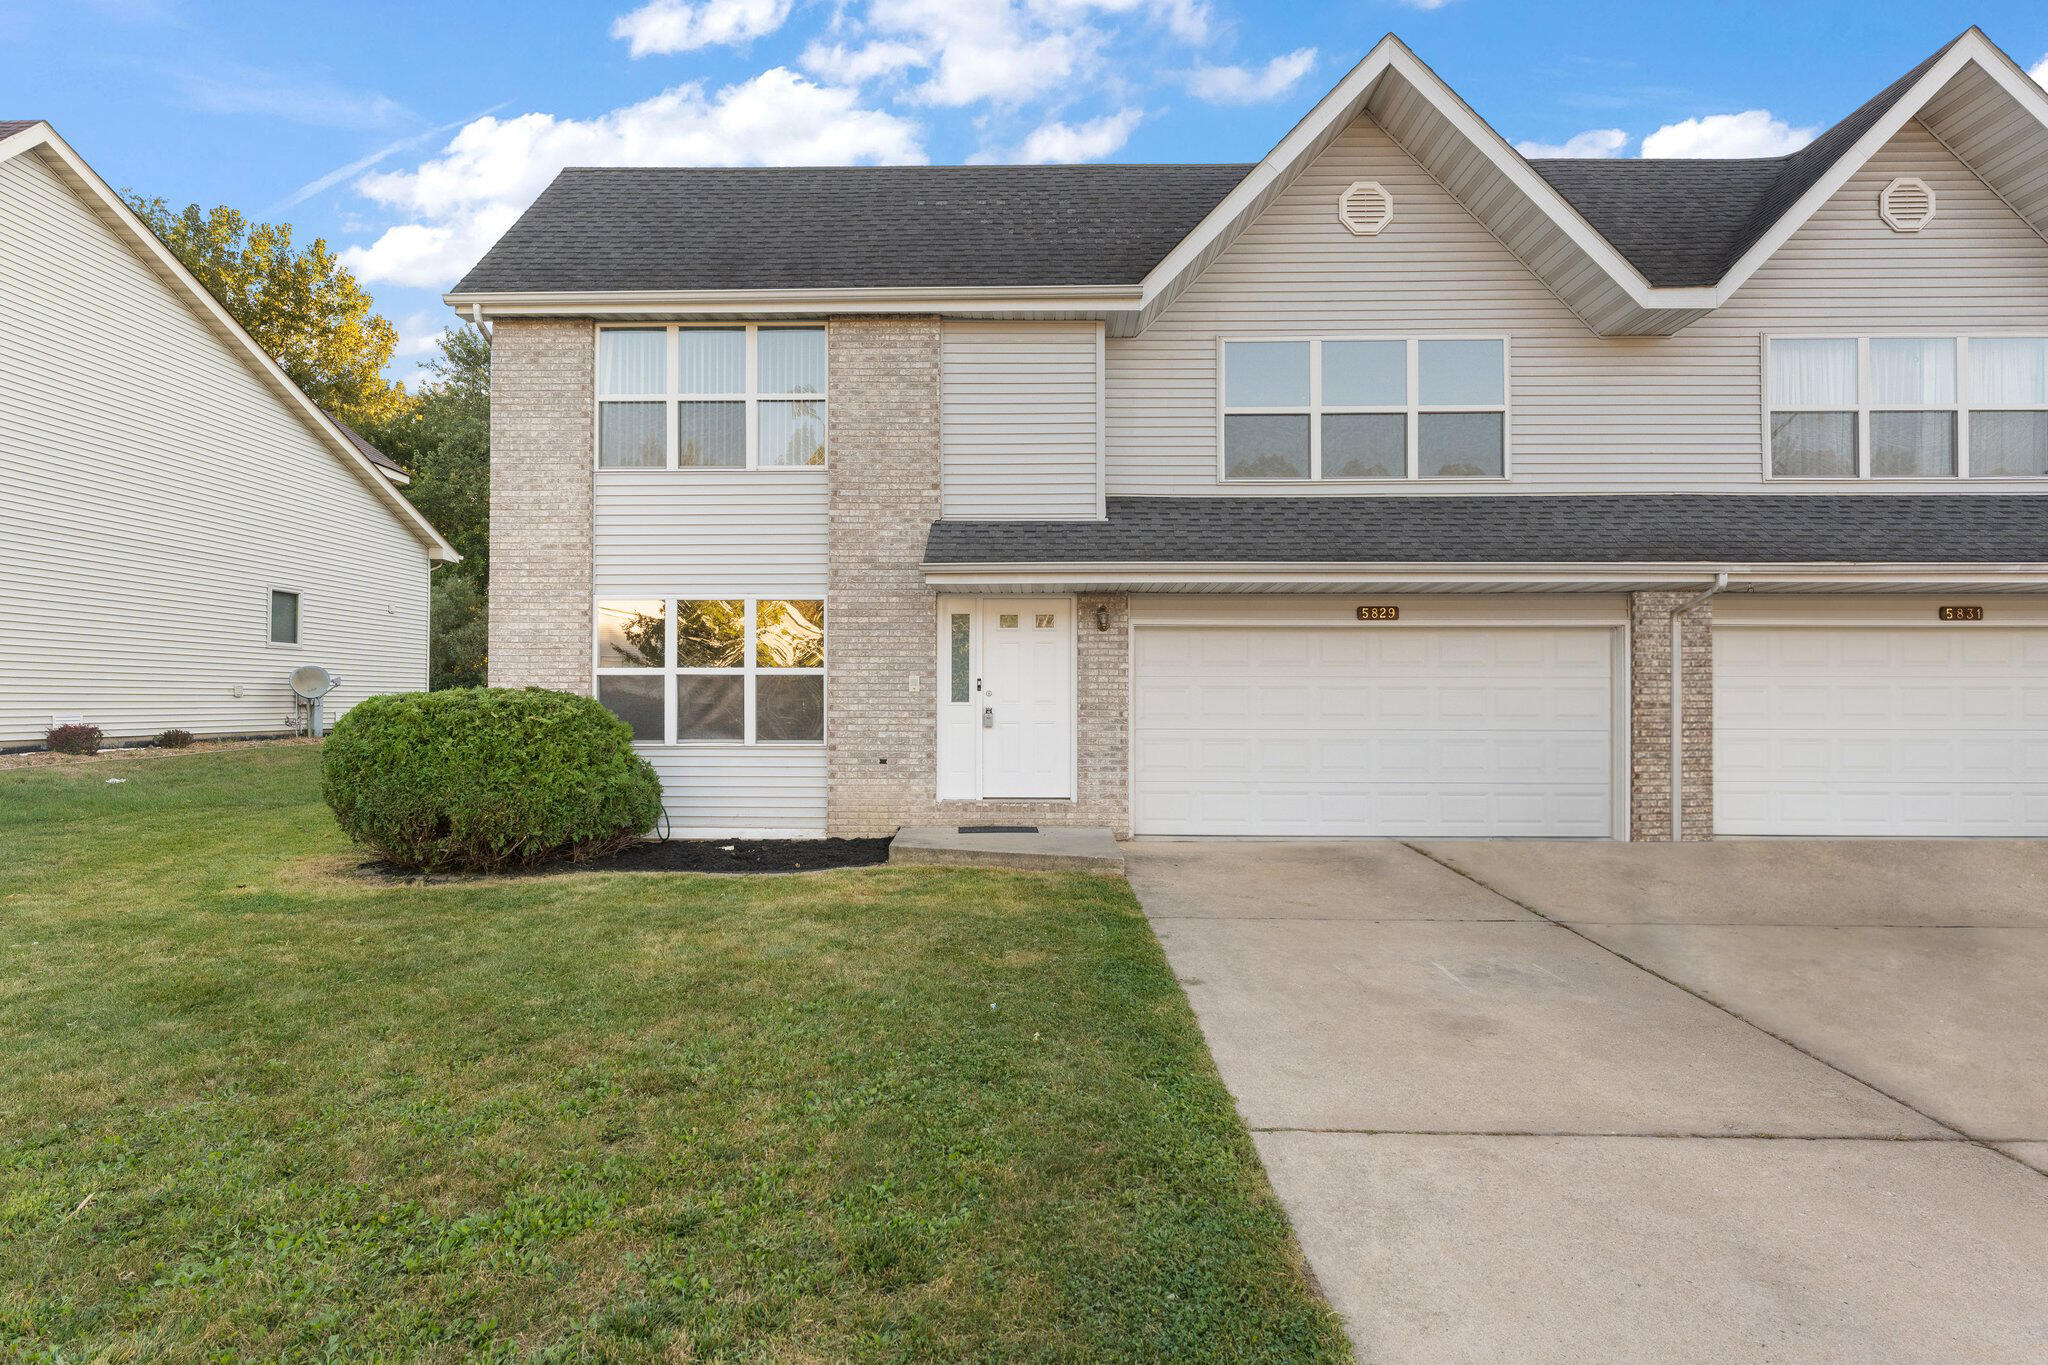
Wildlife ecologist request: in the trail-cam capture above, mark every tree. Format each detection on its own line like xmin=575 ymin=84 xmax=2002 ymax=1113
xmin=126 ymin=196 xmax=408 ymax=428
xmin=370 ymin=327 xmax=493 ymax=689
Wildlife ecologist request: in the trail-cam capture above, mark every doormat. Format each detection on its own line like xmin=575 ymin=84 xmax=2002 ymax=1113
xmin=958 ymin=825 xmax=1039 ymax=834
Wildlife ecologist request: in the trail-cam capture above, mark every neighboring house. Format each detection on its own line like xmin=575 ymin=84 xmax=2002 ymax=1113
xmin=0 ymin=122 xmax=457 ymax=749
xmin=451 ymin=28 xmax=2048 ymax=842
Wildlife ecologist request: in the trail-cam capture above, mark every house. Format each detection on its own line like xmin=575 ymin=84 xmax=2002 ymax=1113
xmin=450 ymin=28 xmax=2048 ymax=842
xmin=0 ymin=122 xmax=457 ymax=749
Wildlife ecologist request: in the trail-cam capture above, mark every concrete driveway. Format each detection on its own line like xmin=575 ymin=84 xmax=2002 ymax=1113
xmin=1128 ymin=839 xmax=2048 ymax=1364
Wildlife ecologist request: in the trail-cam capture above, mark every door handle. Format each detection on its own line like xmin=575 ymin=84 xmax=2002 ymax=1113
xmin=982 ymin=706 xmax=994 ymax=729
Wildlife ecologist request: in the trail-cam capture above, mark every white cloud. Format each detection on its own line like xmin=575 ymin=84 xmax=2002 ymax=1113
xmin=1640 ymin=109 xmax=1815 ymax=158
xmin=341 ymin=68 xmax=926 ymax=288
xmin=175 ymin=63 xmax=409 ymax=131
xmin=1016 ymin=107 xmax=1142 ymax=162
xmin=1186 ymin=48 xmax=1316 ymax=105
xmin=611 ymin=0 xmax=792 ymax=56
xmin=1516 ymin=127 xmax=1629 ymax=159
xmin=799 ymin=39 xmax=926 ymax=84
xmin=2031 ymin=52 xmax=2047 ymax=86
xmin=1394 ymin=0 xmax=1458 ymax=8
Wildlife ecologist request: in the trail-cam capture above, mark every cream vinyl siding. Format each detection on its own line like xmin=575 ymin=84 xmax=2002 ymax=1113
xmin=592 ymin=470 xmax=828 ymax=595
xmin=941 ymin=321 xmax=1102 ymax=518
xmin=639 ymin=745 xmax=828 ymax=836
xmin=593 ymin=471 xmax=829 ymax=832
xmin=0 ymin=148 xmax=429 ymax=746
xmin=1107 ymin=115 xmax=2048 ymax=496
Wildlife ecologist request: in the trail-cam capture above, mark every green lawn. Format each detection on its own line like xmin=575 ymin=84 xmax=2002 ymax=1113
xmin=0 ymin=746 xmax=1346 ymax=1362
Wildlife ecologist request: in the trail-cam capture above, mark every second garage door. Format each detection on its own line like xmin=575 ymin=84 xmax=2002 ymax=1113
xmin=1715 ymin=626 xmax=2048 ymax=836
xmin=1132 ymin=626 xmax=1618 ymax=838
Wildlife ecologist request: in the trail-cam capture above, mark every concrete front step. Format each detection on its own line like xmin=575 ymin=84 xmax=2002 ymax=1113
xmin=888 ymin=825 xmax=1126 ymax=876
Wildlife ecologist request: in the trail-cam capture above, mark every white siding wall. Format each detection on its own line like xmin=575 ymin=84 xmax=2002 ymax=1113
xmin=941 ymin=320 xmax=1102 ymax=519
xmin=1107 ymin=116 xmax=2048 ymax=496
xmin=593 ymin=469 xmax=830 ymax=834
xmin=0 ymin=149 xmax=431 ymax=746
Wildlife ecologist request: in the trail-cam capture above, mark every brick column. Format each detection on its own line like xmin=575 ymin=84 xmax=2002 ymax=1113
xmin=825 ymin=316 xmax=944 ymax=835
xmin=1628 ymin=591 xmax=1715 ymax=841
xmin=487 ymin=319 xmax=595 ymax=693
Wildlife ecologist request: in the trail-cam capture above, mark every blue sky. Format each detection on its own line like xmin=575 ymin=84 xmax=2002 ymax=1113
xmin=4 ymin=0 xmax=2045 ymax=382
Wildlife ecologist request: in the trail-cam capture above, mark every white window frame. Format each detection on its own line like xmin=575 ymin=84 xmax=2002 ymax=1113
xmin=267 ymin=587 xmax=301 ymax=647
xmin=592 ymin=596 xmax=826 ymax=747
xmin=594 ymin=323 xmax=828 ymax=472
xmin=1215 ymin=334 xmax=1512 ymax=483
xmin=1763 ymin=332 xmax=2048 ymax=481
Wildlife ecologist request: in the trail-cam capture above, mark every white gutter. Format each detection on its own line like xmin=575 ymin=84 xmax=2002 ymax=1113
xmin=468 ymin=303 xmax=491 ymax=340
xmin=1668 ymin=572 xmax=1729 ymax=842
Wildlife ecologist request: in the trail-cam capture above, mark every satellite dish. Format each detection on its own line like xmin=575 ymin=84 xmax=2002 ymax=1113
xmin=289 ymin=665 xmax=341 ymax=736
xmin=290 ymin=665 xmax=338 ymax=699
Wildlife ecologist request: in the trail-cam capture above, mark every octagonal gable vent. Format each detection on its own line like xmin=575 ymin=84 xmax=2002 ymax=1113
xmin=1880 ymin=176 xmax=1936 ymax=233
xmin=1338 ymin=180 xmax=1393 ymax=236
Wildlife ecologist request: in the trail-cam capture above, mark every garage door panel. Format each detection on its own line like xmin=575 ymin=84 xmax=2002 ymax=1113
xmin=1134 ymin=626 xmax=1615 ymax=838
xmin=1715 ymin=627 xmax=2048 ymax=836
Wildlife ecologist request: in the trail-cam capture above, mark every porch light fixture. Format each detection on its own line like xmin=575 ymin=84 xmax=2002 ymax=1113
xmin=1094 ymin=605 xmax=1110 ymax=632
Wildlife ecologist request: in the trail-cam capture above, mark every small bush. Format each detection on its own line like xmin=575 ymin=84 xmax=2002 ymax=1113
xmin=154 ymin=729 xmax=196 ymax=749
xmin=322 ymin=688 xmax=662 ymax=872
xmin=45 ymin=724 xmax=103 ymax=756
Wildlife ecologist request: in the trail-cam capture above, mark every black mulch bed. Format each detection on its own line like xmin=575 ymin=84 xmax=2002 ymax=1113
xmin=364 ymin=837 xmax=894 ymax=881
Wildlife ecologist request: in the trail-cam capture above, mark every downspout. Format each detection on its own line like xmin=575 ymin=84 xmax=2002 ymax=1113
xmin=468 ymin=303 xmax=492 ymax=340
xmin=1669 ymin=572 xmax=1729 ymax=842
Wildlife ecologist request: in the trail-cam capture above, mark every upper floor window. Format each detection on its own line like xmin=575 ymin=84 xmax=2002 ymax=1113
xmin=597 ymin=325 xmax=826 ymax=470
xmin=1220 ymin=336 xmax=1508 ymax=481
xmin=268 ymin=589 xmax=299 ymax=645
xmin=1768 ymin=335 xmax=2048 ymax=479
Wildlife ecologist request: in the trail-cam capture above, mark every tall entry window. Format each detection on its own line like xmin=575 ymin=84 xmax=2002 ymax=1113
xmin=597 ymin=325 xmax=827 ymax=470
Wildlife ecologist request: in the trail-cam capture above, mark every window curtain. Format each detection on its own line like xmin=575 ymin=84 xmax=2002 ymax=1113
xmin=1770 ymin=338 xmax=1857 ymax=407
xmin=1969 ymin=338 xmax=2048 ymax=406
xmin=1870 ymin=337 xmax=1955 ymax=406
xmin=597 ymin=330 xmax=666 ymax=396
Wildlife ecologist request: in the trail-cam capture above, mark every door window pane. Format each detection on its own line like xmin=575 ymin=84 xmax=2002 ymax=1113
xmin=1870 ymin=337 xmax=1955 ymax=406
xmin=759 ymin=328 xmax=825 ymax=394
xmin=1771 ymin=338 xmax=1858 ymax=407
xmin=755 ymin=676 xmax=824 ymax=742
xmin=1322 ymin=340 xmax=1406 ymax=406
xmin=1871 ymin=411 xmax=1956 ymax=477
xmin=1223 ymin=341 xmax=1309 ymax=407
xmin=599 ymin=402 xmax=666 ymax=468
xmin=758 ymin=400 xmax=825 ymax=467
xmin=598 ymin=674 xmax=664 ymax=742
xmin=1223 ymin=414 xmax=1309 ymax=478
xmin=1970 ymin=412 xmax=2048 ymax=476
xmin=596 ymin=599 xmax=667 ymax=667
xmin=269 ymin=590 xmax=299 ymax=645
xmin=1418 ymin=412 xmax=1503 ymax=477
xmin=679 ymin=328 xmax=745 ymax=394
xmin=1417 ymin=340 xmax=1504 ymax=406
xmin=1968 ymin=338 xmax=2048 ymax=406
xmin=679 ymin=401 xmax=745 ymax=467
xmin=949 ymin=613 xmax=970 ymax=703
xmin=1771 ymin=411 xmax=1856 ymax=477
xmin=676 ymin=675 xmax=745 ymax=741
xmin=1322 ymin=413 xmax=1405 ymax=478
xmin=598 ymin=329 xmax=666 ymax=395
xmin=755 ymin=600 xmax=825 ymax=668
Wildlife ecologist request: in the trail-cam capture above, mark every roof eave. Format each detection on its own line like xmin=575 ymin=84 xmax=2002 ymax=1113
xmin=445 ymin=283 xmax=1146 ymax=320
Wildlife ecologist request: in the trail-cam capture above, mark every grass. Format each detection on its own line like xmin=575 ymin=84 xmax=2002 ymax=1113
xmin=0 ymin=746 xmax=1347 ymax=1362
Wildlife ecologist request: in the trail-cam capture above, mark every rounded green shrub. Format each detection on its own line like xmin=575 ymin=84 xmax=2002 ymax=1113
xmin=322 ymin=687 xmax=663 ymax=872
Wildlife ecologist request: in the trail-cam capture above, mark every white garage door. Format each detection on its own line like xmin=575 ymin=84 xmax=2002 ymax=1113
xmin=1715 ymin=628 xmax=2048 ymax=836
xmin=1132 ymin=627 xmax=1617 ymax=837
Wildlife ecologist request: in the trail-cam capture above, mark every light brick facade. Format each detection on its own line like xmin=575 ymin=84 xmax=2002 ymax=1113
xmin=487 ymin=319 xmax=595 ymax=694
xmin=1628 ymin=590 xmax=1715 ymax=841
xmin=823 ymin=315 xmax=1131 ymax=836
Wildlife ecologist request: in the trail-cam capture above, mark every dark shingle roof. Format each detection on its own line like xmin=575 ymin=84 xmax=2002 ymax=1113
xmin=1529 ymin=38 xmax=1958 ymax=287
xmin=333 ymin=418 xmax=404 ymax=475
xmin=452 ymin=164 xmax=1254 ymax=294
xmin=925 ymin=496 xmax=2048 ymax=566
xmin=0 ymin=120 xmax=41 ymax=139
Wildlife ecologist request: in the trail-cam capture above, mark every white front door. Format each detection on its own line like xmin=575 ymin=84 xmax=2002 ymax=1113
xmin=975 ymin=598 xmax=1075 ymax=799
